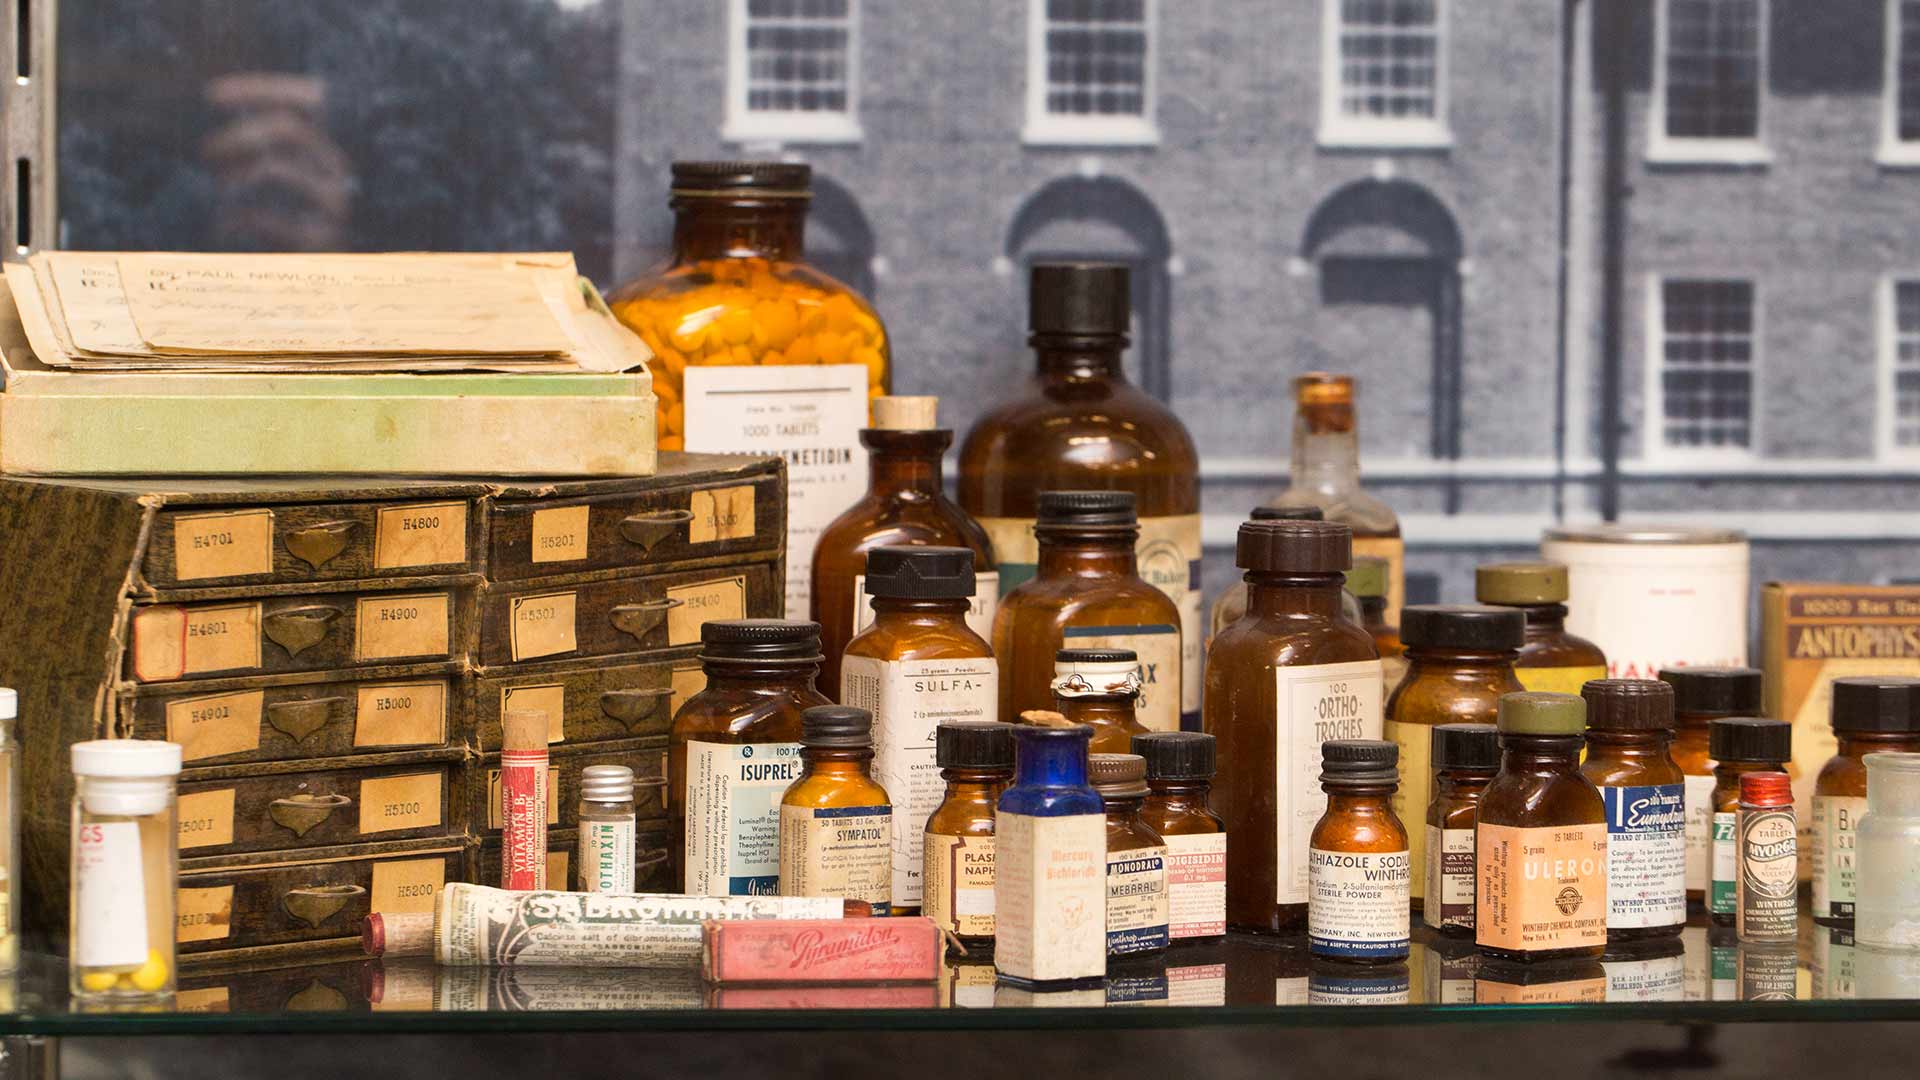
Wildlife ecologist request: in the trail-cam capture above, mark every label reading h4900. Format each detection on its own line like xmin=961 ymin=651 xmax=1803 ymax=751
xmin=1274 ymin=660 xmax=1384 ymax=906
xmin=683 ymin=740 xmax=803 ymax=896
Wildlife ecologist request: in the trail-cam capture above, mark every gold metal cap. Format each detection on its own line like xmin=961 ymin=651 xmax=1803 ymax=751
xmin=1476 ymin=562 xmax=1569 ymax=605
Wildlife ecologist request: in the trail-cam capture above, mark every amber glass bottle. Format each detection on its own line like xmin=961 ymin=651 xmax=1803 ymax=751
xmin=1052 ymin=648 xmax=1149 ymax=754
xmin=1658 ymin=666 xmax=1762 ymax=909
xmin=813 ymin=397 xmax=996 ymax=698
xmin=924 ymin=722 xmax=1014 ymax=950
xmin=1706 ymin=717 xmax=1790 ymax=926
xmin=1425 ymin=723 xmax=1499 ymax=935
xmin=993 ymin=491 xmax=1184 ymax=732
xmin=608 ymin=161 xmax=890 ymax=617
xmin=1475 ymin=563 xmax=1608 ymax=695
xmin=1350 ymin=556 xmax=1403 ymax=694
xmin=959 ymin=264 xmax=1201 ymax=727
xmin=670 ymin=619 xmax=829 ymax=895
xmin=778 ymin=705 xmax=893 ymax=915
xmin=1206 ymin=519 xmax=1382 ymax=935
xmin=1134 ymin=731 xmax=1227 ymax=944
xmin=1309 ymin=740 xmax=1411 ymax=964
xmin=1477 ymin=692 xmax=1608 ymax=964
xmin=1207 ymin=506 xmax=1343 ymax=639
xmin=1578 ymin=679 xmax=1685 ymax=943
xmin=1813 ymin=677 xmax=1920 ymax=925
xmin=1265 ymin=373 xmax=1403 ymax=625
xmin=1385 ymin=605 xmax=1525 ymax=908
xmin=1091 ymin=753 xmax=1171 ymax=962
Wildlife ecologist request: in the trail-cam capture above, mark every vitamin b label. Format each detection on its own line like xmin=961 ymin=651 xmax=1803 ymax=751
xmin=1475 ymin=822 xmax=1608 ymax=954
xmin=1600 ymin=782 xmax=1685 ymax=929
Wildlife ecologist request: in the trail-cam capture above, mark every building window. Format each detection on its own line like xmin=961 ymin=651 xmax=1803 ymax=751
xmin=1650 ymin=0 xmax=1769 ymax=164
xmin=1883 ymin=1 xmax=1920 ymax=163
xmin=1652 ymin=279 xmax=1756 ymax=453
xmin=724 ymin=0 xmax=861 ymax=144
xmin=1888 ymin=281 xmax=1920 ymax=452
xmin=1023 ymin=0 xmax=1159 ymax=146
xmin=1318 ymin=0 xmax=1450 ymax=148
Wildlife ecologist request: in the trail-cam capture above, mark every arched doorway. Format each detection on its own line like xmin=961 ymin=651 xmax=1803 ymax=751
xmin=1006 ymin=176 xmax=1173 ymax=401
xmin=808 ymin=174 xmax=878 ymax=300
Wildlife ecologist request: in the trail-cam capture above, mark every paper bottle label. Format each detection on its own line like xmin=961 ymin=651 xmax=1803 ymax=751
xmin=1683 ymin=772 xmax=1715 ymax=894
xmin=779 ymin=804 xmax=893 ymax=914
xmin=993 ymin=811 xmax=1105 ymax=983
xmin=1386 ymin=717 xmax=1433 ymax=901
xmin=1710 ymin=810 xmax=1737 ymax=915
xmin=1105 ymin=845 xmax=1169 ymax=956
xmin=1600 ymin=782 xmax=1686 ymax=929
xmin=1164 ymin=832 xmax=1226 ymax=939
xmin=1513 ymin=664 xmax=1610 ymax=695
xmin=1812 ymin=794 xmax=1865 ymax=919
xmin=1061 ymin=622 xmax=1182 ymax=733
xmin=75 ymin=821 xmax=148 ymax=968
xmin=1737 ymin=806 xmax=1798 ymax=939
xmin=1275 ymin=659 xmax=1384 ymax=905
xmin=1423 ymin=824 xmax=1476 ymax=931
xmin=1475 ymin=821 xmax=1608 ymax=954
xmin=581 ymin=818 xmax=637 ymax=894
xmin=1309 ymin=846 xmax=1411 ymax=958
xmin=924 ymin=833 xmax=996 ymax=938
xmin=851 ymin=573 xmax=999 ymax=644
xmin=684 ymin=740 xmax=803 ymax=896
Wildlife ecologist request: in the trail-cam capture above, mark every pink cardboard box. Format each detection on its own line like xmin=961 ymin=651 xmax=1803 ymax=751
xmin=701 ymin=917 xmax=942 ymax=985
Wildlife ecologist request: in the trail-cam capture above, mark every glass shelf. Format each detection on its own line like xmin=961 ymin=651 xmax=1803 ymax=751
xmin=0 ymin=918 xmax=1913 ymax=1035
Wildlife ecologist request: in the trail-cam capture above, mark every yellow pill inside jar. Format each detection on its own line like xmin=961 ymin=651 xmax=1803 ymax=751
xmin=128 ymin=949 xmax=171 ymax=992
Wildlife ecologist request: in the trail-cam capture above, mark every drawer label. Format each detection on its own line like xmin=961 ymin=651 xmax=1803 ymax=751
xmin=355 ymin=593 xmax=452 ymax=661
xmin=176 ymin=884 xmax=235 ymax=943
xmin=176 ymin=987 xmax=231 ymax=1012
xmin=511 ymin=591 xmax=578 ymax=661
xmin=178 ymin=788 xmax=237 ymax=850
xmin=375 ymin=502 xmax=468 ymax=569
xmin=354 ymin=681 xmax=448 ymax=748
xmin=667 ymin=575 xmax=747 ymax=647
xmin=548 ymin=850 xmax=571 ymax=891
xmin=530 ymin=505 xmax=592 ymax=564
xmin=370 ymin=857 xmax=448 ymax=915
xmin=359 ymin=772 xmax=444 ymax=834
xmin=172 ymin=510 xmax=274 ymax=581
xmin=670 ymin=664 xmax=707 ymax=716
xmin=167 ymin=690 xmax=265 ymax=763
xmin=488 ymin=766 xmax=561 ymax=829
xmin=132 ymin=603 xmax=263 ymax=682
xmin=690 ymin=486 xmax=756 ymax=544
xmin=501 ymin=683 xmax=567 ymax=744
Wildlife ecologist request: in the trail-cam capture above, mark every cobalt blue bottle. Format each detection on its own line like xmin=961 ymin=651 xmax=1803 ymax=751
xmin=995 ymin=724 xmax=1107 ymax=989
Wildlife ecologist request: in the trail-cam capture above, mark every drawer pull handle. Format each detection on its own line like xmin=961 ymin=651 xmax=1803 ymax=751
xmin=600 ymin=687 xmax=673 ymax=729
xmin=264 ymin=605 xmax=341 ymax=658
xmin=266 ymin=697 xmax=346 ymax=743
xmin=617 ymin=509 xmax=694 ymax=553
xmin=610 ymin=599 xmax=679 ymax=643
xmin=636 ymin=846 xmax=671 ymax=886
xmin=285 ymin=980 xmax=350 ymax=1012
xmin=285 ymin=520 xmax=358 ymax=569
xmin=282 ymin=883 xmax=366 ymax=928
xmin=269 ymin=793 xmax=353 ymax=837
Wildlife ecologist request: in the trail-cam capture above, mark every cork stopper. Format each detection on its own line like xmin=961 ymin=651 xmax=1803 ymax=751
xmin=1476 ymin=562 xmax=1570 ymax=606
xmin=1019 ymin=709 xmax=1076 ymax=729
xmin=363 ymin=911 xmax=435 ymax=958
xmin=502 ymin=709 xmax=548 ymax=753
xmin=1497 ymin=691 xmax=1588 ymax=735
xmin=871 ymin=396 xmax=938 ymax=430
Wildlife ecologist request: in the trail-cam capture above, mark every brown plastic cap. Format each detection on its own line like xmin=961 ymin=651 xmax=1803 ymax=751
xmin=1476 ymin=562 xmax=1569 ymax=605
xmin=1580 ymin=678 xmax=1675 ymax=731
xmin=1236 ymin=519 xmax=1352 ymax=574
xmin=1088 ymin=752 xmax=1148 ymax=798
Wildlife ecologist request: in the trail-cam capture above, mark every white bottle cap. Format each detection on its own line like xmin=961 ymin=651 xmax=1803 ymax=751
xmin=0 ymin=688 xmax=15 ymax=720
xmin=72 ymin=740 xmax=183 ymax=779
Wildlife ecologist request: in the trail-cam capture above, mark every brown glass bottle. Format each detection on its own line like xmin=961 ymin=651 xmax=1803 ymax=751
xmin=1350 ymin=556 xmax=1403 ymax=694
xmin=1309 ymin=740 xmax=1411 ymax=964
xmin=959 ymin=263 xmax=1201 ymax=728
xmin=1657 ymin=666 xmax=1762 ymax=909
xmin=1265 ymin=373 xmax=1404 ymax=625
xmin=1477 ymin=692 xmax=1608 ymax=964
xmin=813 ymin=397 xmax=997 ymax=699
xmin=1384 ymin=605 xmax=1525 ymax=908
xmin=669 ymin=619 xmax=830 ymax=895
xmin=993 ymin=490 xmax=1184 ymax=733
xmin=1208 ymin=506 xmax=1352 ymax=639
xmin=1706 ymin=717 xmax=1791 ymax=926
xmin=924 ymin=722 xmax=1014 ymax=950
xmin=1424 ymin=723 xmax=1498 ymax=936
xmin=778 ymin=706 xmax=893 ymax=914
xmin=1205 ymin=519 xmax=1382 ymax=935
xmin=1052 ymin=649 xmax=1150 ymax=754
xmin=1813 ymin=678 xmax=1920 ymax=925
xmin=1578 ymin=679 xmax=1686 ymax=943
xmin=1134 ymin=731 xmax=1227 ymax=944
xmin=1091 ymin=753 xmax=1170 ymax=962
xmin=1476 ymin=563 xmax=1608 ymax=695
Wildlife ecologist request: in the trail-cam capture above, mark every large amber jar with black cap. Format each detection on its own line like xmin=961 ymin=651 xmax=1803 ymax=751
xmin=609 ymin=161 xmax=891 ymax=618
xmin=993 ymin=491 xmax=1184 ymax=732
xmin=1658 ymin=666 xmax=1763 ymax=908
xmin=1385 ymin=604 xmax=1525 ymax=908
xmin=960 ymin=263 xmax=1200 ymax=728
xmin=814 ymin=396 xmax=996 ymax=698
xmin=1476 ymin=562 xmax=1607 ymax=695
xmin=1205 ymin=519 xmax=1382 ymax=935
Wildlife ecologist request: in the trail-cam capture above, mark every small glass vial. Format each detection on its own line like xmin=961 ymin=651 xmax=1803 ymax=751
xmin=577 ymin=765 xmax=637 ymax=894
xmin=1579 ymin=679 xmax=1686 ymax=942
xmin=778 ymin=706 xmax=893 ymax=914
xmin=1658 ymin=665 xmax=1763 ymax=909
xmin=995 ymin=724 xmax=1106 ymax=989
xmin=1735 ymin=771 xmax=1797 ymax=944
xmin=1706 ymin=717 xmax=1791 ymax=926
xmin=1052 ymin=648 xmax=1149 ymax=755
xmin=1133 ymin=731 xmax=1226 ymax=944
xmin=1813 ymin=677 xmax=1920 ymax=925
xmin=1424 ymin=722 xmax=1499 ymax=936
xmin=924 ymin=722 xmax=1014 ymax=951
xmin=1309 ymin=739 xmax=1411 ymax=964
xmin=1090 ymin=753 xmax=1170 ymax=962
xmin=69 ymin=739 xmax=182 ymax=1001
xmin=1476 ymin=692 xmax=1608 ymax=964
xmin=1475 ymin=562 xmax=1608 ymax=695
xmin=1855 ymin=751 xmax=1920 ymax=950
xmin=0 ymin=688 xmax=17 ymax=973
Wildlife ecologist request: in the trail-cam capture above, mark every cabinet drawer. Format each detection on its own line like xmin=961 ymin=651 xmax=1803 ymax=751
xmin=489 ymin=475 xmax=781 ymax=581
xmin=128 ymin=588 xmax=473 ymax=684
xmin=477 ymin=822 xmax=671 ymax=893
xmin=145 ymin=499 xmax=480 ymax=588
xmin=477 ymin=564 xmax=775 ymax=667
xmin=125 ymin=674 xmax=459 ymax=766
xmin=177 ymin=757 xmax=462 ymax=857
xmin=176 ymin=839 xmax=465 ymax=956
xmin=470 ymin=738 xmax=667 ymax=838
xmin=473 ymin=652 xmax=701 ymax=751
xmin=176 ymin=960 xmax=372 ymax=1013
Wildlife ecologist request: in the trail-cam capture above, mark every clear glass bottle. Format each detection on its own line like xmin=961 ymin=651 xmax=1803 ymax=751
xmin=1706 ymin=717 xmax=1790 ymax=926
xmin=1309 ymin=739 xmax=1411 ymax=964
xmin=1351 ymin=556 xmax=1402 ymax=693
xmin=778 ymin=705 xmax=893 ymax=915
xmin=69 ymin=739 xmax=182 ymax=1001
xmin=1578 ymin=679 xmax=1685 ymax=942
xmin=1090 ymin=753 xmax=1170 ymax=963
xmin=608 ymin=160 xmax=890 ymax=616
xmin=1133 ymin=731 xmax=1226 ymax=945
xmin=1425 ymin=723 xmax=1498 ymax=936
xmin=1475 ymin=562 xmax=1608 ymax=695
xmin=814 ymin=397 xmax=997 ymax=698
xmin=924 ymin=722 xmax=1014 ymax=951
xmin=0 ymin=689 xmax=16 ymax=973
xmin=993 ymin=490 xmax=1184 ymax=733
xmin=994 ymin=724 xmax=1106 ymax=989
xmin=1813 ymin=677 xmax=1920 ymax=925
xmin=1209 ymin=506 xmax=1365 ymax=638
xmin=1658 ymin=666 xmax=1763 ymax=909
xmin=1264 ymin=373 xmax=1403 ymax=625
xmin=1855 ymin=751 xmax=1920 ymax=950
xmin=669 ymin=619 xmax=830 ymax=895
xmin=577 ymin=764 xmax=636 ymax=894
xmin=959 ymin=263 xmax=1201 ymax=727
xmin=1052 ymin=648 xmax=1150 ymax=755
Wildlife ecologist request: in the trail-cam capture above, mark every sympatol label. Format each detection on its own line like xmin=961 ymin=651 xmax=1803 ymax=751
xmin=1309 ymin=846 xmax=1411 ymax=958
xmin=1386 ymin=717 xmax=1432 ymax=901
xmin=1164 ymin=833 xmax=1226 ymax=939
xmin=1683 ymin=772 xmax=1715 ymax=894
xmin=1812 ymin=794 xmax=1866 ymax=919
xmin=994 ymin=811 xmax=1105 ymax=984
xmin=1105 ymin=845 xmax=1169 ymax=956
xmin=851 ymin=574 xmax=999 ymax=644
xmin=1424 ymin=825 xmax=1476 ymax=931
xmin=1710 ymin=811 xmax=1737 ymax=915
xmin=779 ymin=803 xmax=893 ymax=914
xmin=1061 ymin=623 xmax=1182 ymax=733
xmin=924 ymin=834 xmax=995 ymax=938
xmin=1600 ymin=782 xmax=1686 ymax=929
xmin=1738 ymin=806 xmax=1798 ymax=939
xmin=1275 ymin=660 xmax=1384 ymax=905
xmin=1475 ymin=822 xmax=1608 ymax=954
xmin=684 ymin=740 xmax=803 ymax=896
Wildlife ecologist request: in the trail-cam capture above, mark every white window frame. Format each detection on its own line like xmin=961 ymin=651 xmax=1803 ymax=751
xmin=1022 ymin=0 xmax=1161 ymax=147
xmin=1642 ymin=274 xmax=1762 ymax=465
xmin=722 ymin=0 xmax=864 ymax=145
xmin=1317 ymin=0 xmax=1453 ymax=150
xmin=1648 ymin=0 xmax=1772 ymax=166
xmin=1881 ymin=0 xmax=1920 ymax=165
xmin=1878 ymin=276 xmax=1920 ymax=459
